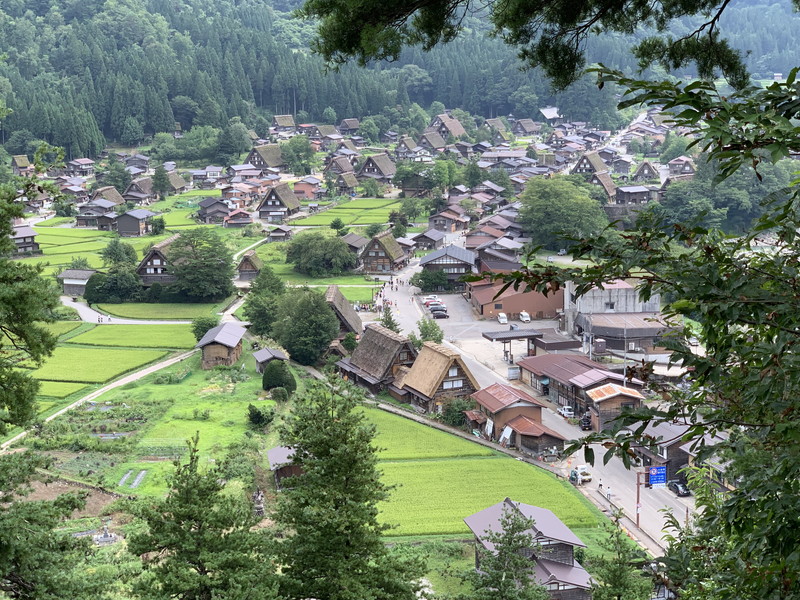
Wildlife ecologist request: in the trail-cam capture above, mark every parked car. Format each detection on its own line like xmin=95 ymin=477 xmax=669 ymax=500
xmin=422 ymin=295 xmax=440 ymax=303
xmin=427 ymin=301 xmax=447 ymax=310
xmin=580 ymin=415 xmax=592 ymax=430
xmin=667 ymin=480 xmax=691 ymax=497
xmin=557 ymin=405 xmax=575 ymax=418
xmin=519 ymin=311 xmax=531 ymax=323
xmin=431 ymin=311 xmax=450 ymax=319
xmin=557 ymin=248 xmax=567 ymax=256
xmin=424 ymin=299 xmax=445 ymax=307
xmin=497 ymin=312 xmax=508 ymax=324
xmin=429 ymin=306 xmax=448 ymax=314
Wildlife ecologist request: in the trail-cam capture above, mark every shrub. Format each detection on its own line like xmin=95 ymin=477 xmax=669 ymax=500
xmin=261 ymin=360 xmax=297 ymax=394
xmin=441 ymin=397 xmax=473 ymax=428
xmin=271 ymin=387 xmax=289 ymax=403
xmin=247 ymin=404 xmax=275 ymax=430
xmin=342 ymin=332 xmax=358 ymax=352
xmin=191 ymin=316 xmax=220 ymax=342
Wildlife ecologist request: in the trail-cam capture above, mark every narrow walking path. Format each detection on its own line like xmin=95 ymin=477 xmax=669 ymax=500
xmin=0 ymin=349 xmax=198 ymax=451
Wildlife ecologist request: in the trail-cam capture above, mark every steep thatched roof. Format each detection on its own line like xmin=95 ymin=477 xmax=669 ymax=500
xmin=418 ymin=131 xmax=446 ymax=149
xmin=349 ymin=324 xmax=417 ymax=382
xmin=485 ymin=118 xmax=506 ymax=132
xmin=324 ymin=285 xmax=362 ymax=334
xmin=12 ymin=155 xmax=30 ymax=167
xmin=400 ymin=342 xmax=479 ymax=399
xmin=237 ymin=249 xmax=263 ymax=271
xmin=373 ymin=231 xmax=405 ymax=262
xmin=91 ymin=185 xmax=125 ymax=205
xmin=317 ymin=124 xmax=337 ymax=137
xmin=362 ymin=153 xmax=396 ymax=177
xmin=435 ymin=114 xmax=467 ymax=138
xmin=252 ymin=144 xmax=284 ymax=169
xmin=168 ymin=171 xmax=188 ymax=191
xmin=273 ymin=115 xmax=295 ymax=128
xmin=260 ymin=183 xmax=300 ymax=211
xmin=338 ymin=172 xmax=358 ymax=187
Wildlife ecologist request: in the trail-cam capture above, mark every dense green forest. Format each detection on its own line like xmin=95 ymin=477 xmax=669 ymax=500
xmin=0 ymin=0 xmax=798 ymax=158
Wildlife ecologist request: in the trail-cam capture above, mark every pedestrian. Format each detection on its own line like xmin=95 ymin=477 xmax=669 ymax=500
xmin=97 ymin=316 xmax=100 ymax=323
xmin=606 ymin=486 xmax=611 ymax=500
xmin=598 ymin=479 xmax=603 ymax=490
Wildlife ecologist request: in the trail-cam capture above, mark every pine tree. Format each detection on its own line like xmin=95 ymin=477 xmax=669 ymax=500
xmin=275 ymin=375 xmax=425 ymax=600
xmin=588 ymin=512 xmax=651 ymax=600
xmin=379 ymin=305 xmax=401 ymax=333
xmin=151 ymin=165 xmax=171 ymax=200
xmin=129 ymin=435 xmax=277 ymax=600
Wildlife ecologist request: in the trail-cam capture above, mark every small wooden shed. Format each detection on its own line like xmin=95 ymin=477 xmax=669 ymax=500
xmin=195 ymin=323 xmax=247 ymax=369
xmin=237 ymin=250 xmax=263 ymax=281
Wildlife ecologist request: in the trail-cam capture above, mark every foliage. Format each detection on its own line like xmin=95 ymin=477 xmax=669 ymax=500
xmin=342 ymin=332 xmax=358 ymax=352
xmin=151 ymin=165 xmax=171 ymax=199
xmin=286 ymin=232 xmax=357 ymax=277
xmin=272 ymin=387 xmax=289 ymax=403
xmin=410 ymin=269 xmax=448 ymax=292
xmin=365 ymin=222 xmax=384 ymax=238
xmin=247 ymin=403 xmax=276 ymax=430
xmin=379 ymin=305 xmax=401 ymax=333
xmin=0 ymin=452 xmax=90 ymax=600
xmin=658 ymin=133 xmax=691 ymax=164
xmin=128 ymin=435 xmax=277 ymax=600
xmin=100 ymin=238 xmax=138 ymax=267
xmin=82 ymin=266 xmax=141 ymax=303
xmin=518 ymin=178 xmax=609 ymax=249
xmin=271 ymin=288 xmax=340 ymax=365
xmin=150 ymin=216 xmax=166 ymax=235
xmin=275 ymin=375 xmax=425 ymax=600
xmin=409 ymin=317 xmax=443 ymax=349
xmin=261 ymin=359 xmax=297 ymax=394
xmin=392 ymin=221 xmax=407 ymax=238
xmin=191 ymin=316 xmax=220 ymax=342
xmin=440 ymin=397 xmax=472 ymax=427
xmin=282 ymin=135 xmax=316 ymax=175
xmin=68 ymin=256 xmax=92 ymax=270
xmin=464 ymin=502 xmax=549 ymax=600
xmin=244 ymin=291 xmax=283 ymax=338
xmin=360 ymin=178 xmax=381 ymax=198
xmin=329 ymin=217 xmax=346 ymax=232
xmin=588 ymin=512 xmax=651 ymax=600
xmin=167 ymin=228 xmax=235 ymax=301
xmin=250 ymin=265 xmax=286 ymax=297
xmin=99 ymin=155 xmax=131 ymax=193
xmin=53 ymin=197 xmax=77 ymax=217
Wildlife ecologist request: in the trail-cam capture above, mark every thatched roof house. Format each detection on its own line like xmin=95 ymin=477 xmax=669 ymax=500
xmin=336 ymin=324 xmax=417 ymax=392
xmin=237 ymin=249 xmax=263 ymax=281
xmin=389 ymin=342 xmax=480 ymax=413
xmin=324 ymin=285 xmax=362 ymax=338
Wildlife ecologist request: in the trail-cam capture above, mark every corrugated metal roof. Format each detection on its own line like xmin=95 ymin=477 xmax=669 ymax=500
xmin=195 ymin=323 xmax=247 ymax=349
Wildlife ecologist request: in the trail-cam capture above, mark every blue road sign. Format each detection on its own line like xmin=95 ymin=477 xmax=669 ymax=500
xmin=649 ymin=466 xmax=667 ymax=487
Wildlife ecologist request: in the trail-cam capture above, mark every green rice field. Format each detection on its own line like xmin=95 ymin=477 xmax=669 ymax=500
xmin=292 ymin=197 xmax=401 ymax=226
xmin=37 ymin=381 xmax=88 ymax=398
xmin=40 ymin=321 xmax=84 ymax=338
xmin=29 ymin=347 xmax=168 ymax=383
xmin=95 ymin=303 xmax=220 ymax=320
xmin=67 ymin=324 xmax=196 ymax=349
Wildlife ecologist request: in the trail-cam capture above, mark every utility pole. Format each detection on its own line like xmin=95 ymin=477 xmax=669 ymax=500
xmin=636 ymin=469 xmax=644 ymax=529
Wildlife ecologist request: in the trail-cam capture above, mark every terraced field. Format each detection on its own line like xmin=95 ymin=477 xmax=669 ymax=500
xmin=68 ymin=324 xmax=196 ymax=348
xmin=29 ymin=347 xmax=168 ymax=383
xmin=292 ymin=197 xmax=401 ymax=226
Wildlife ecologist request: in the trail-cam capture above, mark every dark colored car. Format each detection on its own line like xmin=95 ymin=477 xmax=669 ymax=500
xmin=431 ymin=311 xmax=450 ymax=319
xmin=580 ymin=416 xmax=592 ymax=431
xmin=429 ymin=306 xmax=447 ymax=314
xmin=667 ymin=480 xmax=691 ymax=497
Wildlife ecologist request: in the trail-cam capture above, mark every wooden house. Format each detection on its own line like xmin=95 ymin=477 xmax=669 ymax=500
xmin=272 ymin=115 xmax=296 ymax=133
xmin=465 ymin=499 xmax=591 ymax=600
xmin=614 ymin=185 xmax=653 ymax=205
xmin=197 ymin=197 xmax=232 ymax=223
xmin=237 ymin=250 xmax=263 ymax=281
xmin=123 ymin=177 xmax=156 ymax=204
xmin=485 ymin=117 xmax=507 ymax=132
xmin=267 ymin=446 xmax=301 ymax=490
xmin=361 ymin=231 xmax=406 ymax=273
xmin=195 ymin=323 xmax=246 ymax=369
xmin=388 ymin=342 xmax=479 ymax=413
xmin=417 ymin=131 xmax=447 ymax=153
xmin=137 ymin=234 xmax=180 ymax=286
xmin=256 ymin=183 xmax=301 ymax=223
xmin=419 ymin=245 xmax=475 ymax=291
xmin=11 ymin=155 xmax=33 ymax=176
xmin=429 ymin=113 xmax=467 ymax=139
xmin=338 ymin=118 xmax=360 ymax=135
xmin=117 ymin=209 xmax=157 ymax=237
xmin=336 ymin=324 xmax=418 ymax=393
xmin=90 ymin=186 xmax=125 ymax=206
xmin=293 ymin=175 xmax=323 ymax=199
xmin=66 ymin=158 xmax=95 ymax=176
xmin=632 ymin=160 xmax=659 ymax=182
xmin=324 ymin=285 xmax=363 ymax=339
xmin=412 ymin=228 xmax=445 ymax=250
xmin=223 ymin=209 xmax=254 ymax=228
xmin=254 ymin=347 xmax=288 ymax=373
xmin=341 ymin=232 xmax=368 ymax=265
xmin=571 ymin=152 xmax=607 ymax=175
xmin=325 ymin=155 xmax=355 ymax=176
xmin=357 ymin=153 xmax=396 ymax=184
xmin=267 ymin=224 xmax=293 ymax=242
xmin=57 ymin=269 xmax=98 ymax=296
xmin=395 ymin=135 xmax=417 ymax=160
xmin=511 ymin=119 xmax=542 ymax=136
xmin=76 ymin=199 xmax=117 ymax=228
xmin=246 ymin=145 xmax=284 ymax=171
xmin=632 ymin=420 xmax=692 ymax=483
xmin=585 ymin=383 xmax=645 ymax=432
xmin=471 ymin=383 xmax=564 ymax=453
xmin=465 ymin=225 xmax=505 ymax=250
xmin=335 ymin=172 xmax=359 ymax=196
xmin=668 ymin=155 xmax=696 ymax=176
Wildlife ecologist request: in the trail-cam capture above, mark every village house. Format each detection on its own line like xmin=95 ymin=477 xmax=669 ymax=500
xmin=236 ymin=249 xmax=262 ymax=281
xmin=124 ymin=153 xmax=150 ymax=171
xmin=266 ymin=224 xmax=293 ymax=243
xmin=411 ymin=228 xmax=445 ymax=250
xmin=517 ymin=353 xmax=644 ymax=420
xmin=465 ymin=498 xmax=592 ymax=600
xmin=271 ymin=115 xmax=296 ymax=133
xmin=66 ymin=158 xmax=95 ymax=177
xmin=196 ymin=323 xmax=246 ymax=370
xmin=90 ymin=186 xmax=125 ymax=206
xmin=256 ymin=183 xmax=301 ymax=223
xmin=246 ymin=144 xmax=284 ymax=172
xmin=417 ymin=131 xmax=447 ymax=153
xmin=429 ymin=208 xmax=470 ymax=233
xmin=197 ymin=197 xmax=232 ymax=223
xmin=325 ymin=155 xmax=355 ymax=176
xmin=512 ymin=119 xmax=542 ymax=137
xmin=267 ymin=446 xmax=301 ymax=490
xmin=324 ymin=285 xmax=363 ymax=339
xmin=388 ymin=342 xmax=480 ymax=413
xmin=222 ymin=209 xmax=254 ymax=228
xmin=419 ymin=245 xmax=475 ymax=291
xmin=123 ymin=177 xmax=156 ymax=204
xmin=11 ymin=155 xmax=33 ymax=176
xmin=585 ymin=383 xmax=646 ymax=432
xmin=341 ymin=232 xmax=369 ymax=265
xmin=76 ymin=199 xmax=117 ymax=228
xmin=293 ymin=175 xmax=323 ymax=199
xmin=361 ymin=231 xmax=406 ymax=273
xmin=632 ymin=160 xmax=660 ymax=182
xmin=429 ymin=113 xmax=467 ymax=140
xmin=464 ymin=225 xmax=505 ymax=250
xmin=136 ymin=234 xmax=179 ymax=286
xmin=631 ymin=420 xmax=692 ymax=483
xmin=254 ymin=347 xmax=288 ymax=373
xmin=56 ymin=269 xmax=98 ymax=296
xmin=357 ymin=153 xmax=397 ymax=184
xmin=668 ymin=155 xmax=696 ymax=176
xmin=338 ymin=118 xmax=360 ymax=136
xmin=614 ymin=185 xmax=654 ymax=205
xmin=336 ymin=324 xmax=418 ymax=393
xmin=571 ymin=152 xmax=607 ymax=176
xmin=117 ymin=209 xmax=157 ymax=237
xmin=466 ymin=280 xmax=564 ymax=320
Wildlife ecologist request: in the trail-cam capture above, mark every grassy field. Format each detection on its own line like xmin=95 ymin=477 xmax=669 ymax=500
xmin=67 ymin=324 xmax=196 ymax=349
xmin=95 ymin=303 xmax=221 ymax=320
xmin=37 ymin=381 xmax=89 ymax=398
xmin=292 ymin=197 xmax=401 ymax=226
xmin=29 ymin=347 xmax=168 ymax=383
xmin=40 ymin=321 xmax=84 ymax=338
xmin=338 ymin=286 xmax=380 ymax=303
xmin=36 ymin=217 xmax=75 ymax=227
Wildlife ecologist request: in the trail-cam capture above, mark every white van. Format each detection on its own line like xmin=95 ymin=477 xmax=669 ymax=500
xmin=519 ymin=311 xmax=531 ymax=323
xmin=497 ymin=312 xmax=508 ymax=324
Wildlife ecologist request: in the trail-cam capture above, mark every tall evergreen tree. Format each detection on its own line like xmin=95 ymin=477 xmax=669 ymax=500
xmin=167 ymin=228 xmax=235 ymax=301
xmin=275 ymin=375 xmax=425 ymax=600
xmin=151 ymin=165 xmax=171 ymax=200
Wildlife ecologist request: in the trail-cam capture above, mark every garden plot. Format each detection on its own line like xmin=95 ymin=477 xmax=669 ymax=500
xmin=379 ymin=457 xmax=600 ymax=536
xmin=68 ymin=324 xmax=196 ymax=349
xmin=29 ymin=347 xmax=168 ymax=383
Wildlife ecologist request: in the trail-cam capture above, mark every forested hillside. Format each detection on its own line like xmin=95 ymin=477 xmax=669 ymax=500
xmin=0 ymin=0 xmax=798 ymax=158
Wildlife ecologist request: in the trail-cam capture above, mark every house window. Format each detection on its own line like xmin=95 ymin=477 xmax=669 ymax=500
xmin=448 ymin=366 xmax=458 ymax=377
xmin=657 ymin=445 xmax=668 ymax=459
xmin=369 ymin=251 xmax=376 ymax=256
xmin=378 ymin=251 xmax=385 ymax=256
xmin=399 ymin=352 xmax=408 ymax=361
xmin=494 ymin=303 xmax=503 ymax=309
xmin=146 ymin=268 xmax=154 ymax=274
xmin=605 ymin=302 xmax=615 ymax=310
xmin=442 ymin=379 xmax=463 ymax=390
xmin=153 ymin=258 xmax=161 ymax=266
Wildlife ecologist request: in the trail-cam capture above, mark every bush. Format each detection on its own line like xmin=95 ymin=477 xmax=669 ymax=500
xmin=271 ymin=387 xmax=289 ymax=403
xmin=261 ymin=360 xmax=296 ymax=394
xmin=191 ymin=316 xmax=220 ymax=342
xmin=247 ymin=404 xmax=275 ymax=430
xmin=342 ymin=332 xmax=358 ymax=352
xmin=441 ymin=397 xmax=473 ymax=428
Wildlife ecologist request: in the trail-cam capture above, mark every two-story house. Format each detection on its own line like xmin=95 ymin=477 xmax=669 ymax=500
xmin=361 ymin=231 xmax=406 ymax=273
xmin=336 ymin=324 xmax=418 ymax=393
xmin=10 ymin=225 xmax=39 ymax=254
xmin=136 ymin=234 xmax=180 ymax=286
xmin=419 ymin=245 xmax=476 ymax=291
xmin=256 ymin=183 xmax=301 ymax=223
xmin=357 ymin=153 xmax=397 ymax=184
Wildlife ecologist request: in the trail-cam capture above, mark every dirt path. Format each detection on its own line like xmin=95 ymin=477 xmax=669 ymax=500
xmin=0 ymin=349 xmax=198 ymax=451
